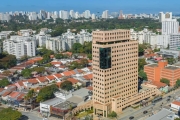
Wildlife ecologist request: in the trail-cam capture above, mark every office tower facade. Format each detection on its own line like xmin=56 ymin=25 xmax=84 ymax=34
xmin=92 ymin=14 xmax=96 ymax=20
xmin=92 ymin=29 xmax=138 ymax=116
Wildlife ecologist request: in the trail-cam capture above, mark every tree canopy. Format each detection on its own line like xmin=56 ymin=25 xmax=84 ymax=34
xmin=69 ymin=58 xmax=88 ymax=70
xmin=138 ymin=70 xmax=147 ymax=80
xmin=160 ymin=78 xmax=170 ymax=86
xmin=108 ymin=111 xmax=117 ymax=118
xmin=138 ymin=58 xmax=146 ymax=72
xmin=0 ymin=108 xmax=22 ymax=120
xmin=60 ymin=81 xmax=73 ymax=91
xmin=176 ymin=79 xmax=180 ymax=87
xmin=0 ymin=54 xmax=17 ymax=69
xmin=36 ymin=84 xmax=59 ymax=102
xmin=0 ymin=78 xmax=10 ymax=88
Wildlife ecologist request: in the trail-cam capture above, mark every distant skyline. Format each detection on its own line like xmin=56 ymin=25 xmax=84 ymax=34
xmin=1 ymin=0 xmax=180 ymax=14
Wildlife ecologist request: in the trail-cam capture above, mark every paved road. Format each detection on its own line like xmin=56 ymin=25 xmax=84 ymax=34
xmin=118 ymin=88 xmax=180 ymax=120
xmin=21 ymin=111 xmax=42 ymax=120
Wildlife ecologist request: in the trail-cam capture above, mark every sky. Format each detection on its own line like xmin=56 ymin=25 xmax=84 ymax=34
xmin=1 ymin=0 xmax=180 ymax=14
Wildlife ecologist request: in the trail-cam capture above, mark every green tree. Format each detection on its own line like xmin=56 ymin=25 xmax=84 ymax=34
xmin=153 ymin=48 xmax=160 ymax=52
xmin=32 ymin=67 xmax=45 ymax=73
xmin=138 ymin=44 xmax=146 ymax=56
xmin=36 ymin=84 xmax=58 ymax=102
xmin=175 ymin=118 xmax=180 ymax=120
xmin=0 ymin=78 xmax=10 ymax=88
xmin=160 ymin=78 xmax=170 ymax=86
xmin=21 ymin=69 xmax=32 ymax=78
xmin=176 ymin=79 xmax=180 ymax=87
xmin=60 ymin=81 xmax=73 ymax=91
xmin=0 ymin=108 xmax=22 ymax=120
xmin=55 ymin=53 xmax=64 ymax=59
xmin=108 ymin=111 xmax=117 ymax=118
xmin=138 ymin=58 xmax=146 ymax=71
xmin=87 ymin=54 xmax=92 ymax=60
xmin=166 ymin=58 xmax=176 ymax=65
xmin=71 ymin=43 xmax=83 ymax=53
xmin=138 ymin=70 xmax=147 ymax=80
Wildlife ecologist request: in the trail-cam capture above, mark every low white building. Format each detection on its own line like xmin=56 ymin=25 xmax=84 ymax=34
xmin=40 ymin=97 xmax=65 ymax=117
xmin=171 ymin=101 xmax=180 ymax=111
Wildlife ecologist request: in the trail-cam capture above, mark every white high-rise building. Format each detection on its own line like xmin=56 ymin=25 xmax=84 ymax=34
xmin=162 ymin=19 xmax=179 ymax=35
xmin=29 ymin=12 xmax=38 ymax=21
xmin=59 ymin=10 xmax=69 ymax=20
xmin=84 ymin=10 xmax=91 ymax=19
xmin=53 ymin=11 xmax=59 ymax=19
xmin=75 ymin=12 xmax=79 ymax=19
xmin=102 ymin=10 xmax=109 ymax=19
xmin=3 ymin=36 xmax=36 ymax=59
xmin=92 ymin=14 xmax=96 ymax=20
xmin=0 ymin=13 xmax=11 ymax=22
xmin=70 ymin=10 xmax=75 ymax=18
xmin=159 ymin=12 xmax=172 ymax=22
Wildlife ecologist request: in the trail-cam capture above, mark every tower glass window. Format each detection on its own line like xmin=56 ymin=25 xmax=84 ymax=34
xmin=99 ymin=47 xmax=111 ymax=69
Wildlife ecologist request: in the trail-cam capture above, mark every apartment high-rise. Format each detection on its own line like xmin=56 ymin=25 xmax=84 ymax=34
xmin=92 ymin=29 xmax=160 ymax=117
xmin=102 ymin=10 xmax=109 ymax=19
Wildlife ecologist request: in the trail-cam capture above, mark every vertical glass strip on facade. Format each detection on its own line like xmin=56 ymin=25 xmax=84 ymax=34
xmin=99 ymin=47 xmax=111 ymax=69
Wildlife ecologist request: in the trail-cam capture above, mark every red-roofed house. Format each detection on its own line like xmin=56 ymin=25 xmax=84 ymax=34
xmin=83 ymin=74 xmax=93 ymax=81
xmin=15 ymin=80 xmax=27 ymax=90
xmin=46 ymin=75 xmax=56 ymax=82
xmin=53 ymin=74 xmax=63 ymax=81
xmin=8 ymin=91 xmax=20 ymax=99
xmin=62 ymin=71 xmax=76 ymax=77
xmin=17 ymin=93 xmax=25 ymax=101
xmin=27 ymin=79 xmax=39 ymax=85
xmin=51 ymin=61 xmax=62 ymax=67
xmin=67 ymin=78 xmax=82 ymax=88
xmin=2 ymin=91 xmax=12 ymax=101
xmin=36 ymin=77 xmax=48 ymax=83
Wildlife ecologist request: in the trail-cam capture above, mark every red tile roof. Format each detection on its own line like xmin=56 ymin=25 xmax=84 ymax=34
xmin=0 ymin=88 xmax=4 ymax=92
xmin=17 ymin=93 xmax=25 ymax=101
xmin=151 ymin=81 xmax=167 ymax=89
xmin=83 ymin=74 xmax=93 ymax=80
xmin=2 ymin=91 xmax=12 ymax=97
xmin=46 ymin=75 xmax=55 ymax=80
xmin=59 ymin=65 xmax=66 ymax=68
xmin=86 ymin=86 xmax=93 ymax=91
xmin=67 ymin=78 xmax=79 ymax=84
xmin=9 ymin=91 xmax=20 ymax=98
xmin=37 ymin=77 xmax=48 ymax=82
xmin=172 ymin=101 xmax=180 ymax=106
xmin=77 ymin=69 xmax=83 ymax=73
xmin=28 ymin=79 xmax=39 ymax=84
xmin=88 ymin=60 xmax=92 ymax=63
xmin=56 ymin=82 xmax=62 ymax=88
xmin=53 ymin=74 xmax=63 ymax=78
xmin=16 ymin=80 xmax=27 ymax=87
xmin=62 ymin=71 xmax=75 ymax=76
xmin=51 ymin=61 xmax=62 ymax=65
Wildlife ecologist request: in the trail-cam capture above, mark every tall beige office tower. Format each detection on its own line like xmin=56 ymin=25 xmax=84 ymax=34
xmin=92 ymin=29 xmax=139 ymax=117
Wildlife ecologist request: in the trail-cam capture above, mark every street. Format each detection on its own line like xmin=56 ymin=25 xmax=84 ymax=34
xmin=117 ymin=88 xmax=180 ymax=120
